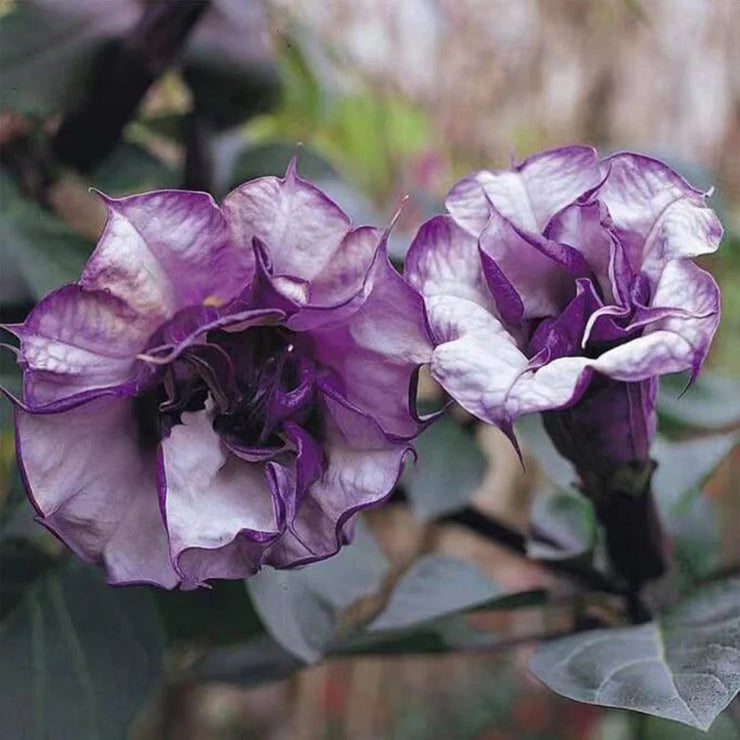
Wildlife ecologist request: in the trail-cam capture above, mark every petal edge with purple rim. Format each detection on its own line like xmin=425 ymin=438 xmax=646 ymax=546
xmin=266 ymin=392 xmax=410 ymax=569
xmin=159 ymin=408 xmax=281 ymax=588
xmin=9 ymin=284 xmax=151 ymax=407
xmin=14 ymin=396 xmax=178 ymax=588
xmin=597 ymin=153 xmax=722 ymax=282
xmin=311 ymin=246 xmax=433 ymax=439
xmin=82 ymin=190 xmax=251 ymax=325
xmin=446 ymin=145 xmax=601 ymax=235
xmin=223 ymin=159 xmax=352 ymax=284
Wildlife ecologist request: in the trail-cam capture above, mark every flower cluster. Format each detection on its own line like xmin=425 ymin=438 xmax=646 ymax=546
xmin=406 ymin=146 xmax=721 ymax=482
xmin=8 ymin=161 xmax=432 ymax=588
xmin=8 ymin=147 xmax=722 ymax=588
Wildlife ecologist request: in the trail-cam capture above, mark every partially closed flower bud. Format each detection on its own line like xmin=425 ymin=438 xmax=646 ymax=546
xmin=407 ymin=146 xmax=722 ymax=584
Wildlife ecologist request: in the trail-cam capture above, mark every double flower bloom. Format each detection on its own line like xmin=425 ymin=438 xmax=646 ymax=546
xmin=7 ymin=147 xmax=721 ymax=588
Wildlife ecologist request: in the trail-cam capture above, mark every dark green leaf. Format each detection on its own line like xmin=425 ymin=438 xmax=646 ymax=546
xmin=641 ymin=711 xmax=740 ymax=740
xmin=0 ymin=538 xmax=56 ymax=619
xmin=652 ymin=432 xmax=738 ymax=505
xmin=228 ymin=141 xmax=336 ymax=188
xmin=403 ymin=416 xmax=487 ymax=520
xmin=247 ymin=521 xmax=388 ymax=662
xmin=193 ymin=634 xmax=303 ymax=686
xmin=658 ymin=373 xmax=740 ymax=431
xmin=529 ymin=579 xmax=740 ymax=730
xmin=368 ymin=556 xmax=508 ymax=632
xmin=0 ymin=560 xmax=165 ymax=740
xmin=88 ymin=142 xmax=175 ymax=195
xmin=336 ymin=614 xmax=503 ymax=656
xmin=154 ymin=578 xmax=265 ymax=647
xmin=0 ymin=1 xmax=136 ymax=116
xmin=0 ymin=173 xmax=92 ymax=300
xmin=517 ymin=414 xmax=576 ymax=490
xmin=527 ymin=490 xmax=597 ymax=562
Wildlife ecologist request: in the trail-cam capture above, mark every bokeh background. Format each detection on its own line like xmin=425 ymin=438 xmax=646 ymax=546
xmin=1 ymin=1 xmax=739 ymax=739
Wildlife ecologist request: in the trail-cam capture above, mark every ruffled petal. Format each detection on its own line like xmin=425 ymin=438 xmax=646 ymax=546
xmin=405 ymin=214 xmax=493 ymax=309
xmin=426 ymin=295 xmax=592 ymax=429
xmin=82 ymin=190 xmax=249 ymax=325
xmin=159 ymin=408 xmax=281 ymax=588
xmin=594 ymin=260 xmax=720 ymax=382
xmin=14 ymin=396 xmax=177 ymax=588
xmin=308 ymin=225 xmax=382 ymax=306
xmin=479 ymin=209 xmax=575 ymax=320
xmin=544 ymin=200 xmax=617 ymax=301
xmin=598 ymin=153 xmax=723 ymax=282
xmin=446 ymin=145 xmax=601 ymax=234
xmin=223 ymin=159 xmax=351 ymax=284
xmin=265 ymin=393 xmax=408 ymax=568
xmin=9 ymin=285 xmax=151 ymax=408
xmin=311 ymin=246 xmax=433 ymax=438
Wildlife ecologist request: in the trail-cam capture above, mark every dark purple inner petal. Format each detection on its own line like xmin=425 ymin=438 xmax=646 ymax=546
xmin=135 ymin=315 xmax=327 ymax=500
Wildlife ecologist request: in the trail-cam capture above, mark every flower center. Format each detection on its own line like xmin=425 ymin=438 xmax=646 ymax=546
xmin=135 ymin=326 xmax=319 ymax=452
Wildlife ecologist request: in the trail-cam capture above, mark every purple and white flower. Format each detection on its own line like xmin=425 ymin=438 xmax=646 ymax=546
xmin=7 ymin=161 xmax=432 ymax=589
xmin=406 ymin=146 xmax=721 ymax=479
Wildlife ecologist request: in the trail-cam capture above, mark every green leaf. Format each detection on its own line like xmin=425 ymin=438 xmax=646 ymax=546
xmin=641 ymin=711 xmax=740 ymax=740
xmin=0 ymin=173 xmax=92 ymax=300
xmin=529 ymin=578 xmax=740 ymax=731
xmin=652 ymin=432 xmax=738 ymax=505
xmin=0 ymin=1 xmax=137 ymax=116
xmin=518 ymin=415 xmax=598 ymax=561
xmin=228 ymin=141 xmax=336 ymax=188
xmin=336 ymin=613 xmax=503 ymax=657
xmin=88 ymin=142 xmax=175 ymax=195
xmin=154 ymin=578 xmax=265 ymax=647
xmin=403 ymin=416 xmax=487 ymax=520
xmin=368 ymin=555 xmax=511 ymax=632
xmin=517 ymin=414 xmax=576 ymax=490
xmin=247 ymin=521 xmax=388 ymax=663
xmin=193 ymin=634 xmax=303 ymax=686
xmin=0 ymin=560 xmax=165 ymax=740
xmin=0 ymin=538 xmax=55 ymax=619
xmin=527 ymin=490 xmax=597 ymax=562
xmin=658 ymin=373 xmax=740 ymax=431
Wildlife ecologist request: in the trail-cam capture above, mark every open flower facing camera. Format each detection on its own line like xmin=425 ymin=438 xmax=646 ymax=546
xmin=6 ymin=161 xmax=432 ymax=589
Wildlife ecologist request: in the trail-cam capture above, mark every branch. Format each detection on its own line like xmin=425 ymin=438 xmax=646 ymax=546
xmin=52 ymin=0 xmax=210 ymax=171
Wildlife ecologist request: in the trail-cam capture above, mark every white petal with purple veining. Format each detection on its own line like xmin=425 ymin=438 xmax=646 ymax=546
xmin=14 ymin=396 xmax=177 ymax=587
xmin=224 ymin=160 xmax=351 ymax=283
xmin=160 ymin=408 xmax=280 ymax=587
xmin=82 ymin=190 xmax=248 ymax=324
xmin=446 ymin=146 xmax=601 ymax=235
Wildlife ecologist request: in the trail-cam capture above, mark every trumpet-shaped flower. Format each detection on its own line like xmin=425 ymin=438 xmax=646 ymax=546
xmin=406 ymin=147 xmax=721 ymax=479
xmin=8 ymin=161 xmax=432 ymax=588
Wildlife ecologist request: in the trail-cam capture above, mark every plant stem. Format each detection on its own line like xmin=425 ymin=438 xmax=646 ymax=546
xmin=52 ymin=0 xmax=210 ymax=172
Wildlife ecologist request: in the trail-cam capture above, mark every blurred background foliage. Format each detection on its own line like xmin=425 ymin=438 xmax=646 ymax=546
xmin=1 ymin=1 xmax=739 ymax=739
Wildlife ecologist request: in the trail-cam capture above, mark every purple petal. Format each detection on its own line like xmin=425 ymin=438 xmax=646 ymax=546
xmin=598 ymin=153 xmax=723 ymax=283
xmin=159 ymin=407 xmax=281 ymax=588
xmin=426 ymin=294 xmax=593 ymax=429
xmin=479 ymin=209 xmax=575 ymax=319
xmin=266 ymin=392 xmax=409 ymax=568
xmin=82 ymin=190 xmax=251 ymax=325
xmin=311 ymin=246 xmax=433 ymax=439
xmin=446 ymin=145 xmax=601 ymax=234
xmin=223 ymin=158 xmax=352 ymax=284
xmin=543 ymin=377 xmax=657 ymax=475
xmin=14 ymin=396 xmax=177 ymax=588
xmin=544 ymin=200 xmax=617 ymax=301
xmin=405 ymin=215 xmax=493 ymax=310
xmin=9 ymin=285 xmax=150 ymax=408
